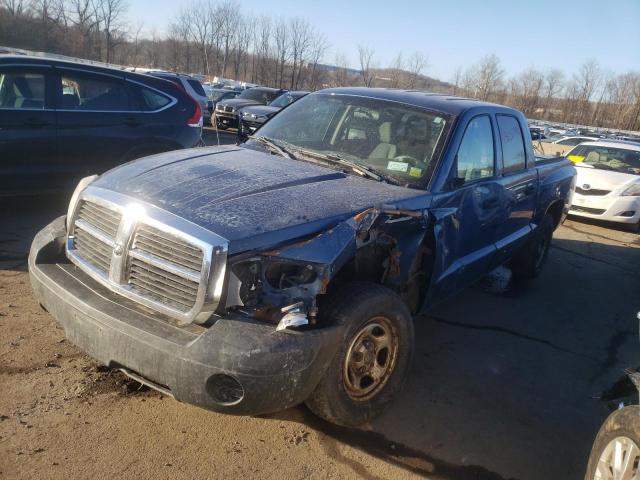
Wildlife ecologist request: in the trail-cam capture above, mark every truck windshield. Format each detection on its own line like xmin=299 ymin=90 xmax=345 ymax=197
xmin=570 ymin=145 xmax=640 ymax=175
xmin=239 ymin=89 xmax=278 ymax=103
xmin=255 ymin=93 xmax=452 ymax=187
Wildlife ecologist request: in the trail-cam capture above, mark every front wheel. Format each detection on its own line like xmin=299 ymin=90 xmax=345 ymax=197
xmin=305 ymin=282 xmax=414 ymax=426
xmin=584 ymin=406 xmax=640 ymax=480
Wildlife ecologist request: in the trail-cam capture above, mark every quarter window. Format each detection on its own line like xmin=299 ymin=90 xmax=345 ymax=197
xmin=456 ymin=115 xmax=495 ymax=183
xmin=139 ymin=87 xmax=171 ymax=111
xmin=497 ymin=115 xmax=526 ymax=173
xmin=0 ymin=71 xmax=46 ymax=110
xmin=59 ymin=72 xmax=130 ymax=111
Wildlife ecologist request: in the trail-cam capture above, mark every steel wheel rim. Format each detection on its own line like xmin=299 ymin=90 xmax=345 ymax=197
xmin=342 ymin=316 xmax=399 ymax=401
xmin=594 ymin=436 xmax=640 ymax=480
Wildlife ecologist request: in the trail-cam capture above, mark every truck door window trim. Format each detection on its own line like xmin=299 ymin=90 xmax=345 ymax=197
xmin=496 ymin=114 xmax=528 ymax=175
xmin=451 ymin=114 xmax=497 ymax=188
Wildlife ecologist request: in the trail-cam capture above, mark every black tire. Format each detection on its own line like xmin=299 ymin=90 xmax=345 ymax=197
xmin=512 ymin=213 xmax=554 ymax=279
xmin=584 ymin=405 xmax=640 ymax=480
xmin=216 ymin=122 xmax=228 ymax=130
xmin=305 ymin=282 xmax=414 ymax=426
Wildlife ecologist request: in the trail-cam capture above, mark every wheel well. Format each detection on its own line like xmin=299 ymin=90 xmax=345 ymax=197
xmin=545 ymin=200 xmax=564 ymax=229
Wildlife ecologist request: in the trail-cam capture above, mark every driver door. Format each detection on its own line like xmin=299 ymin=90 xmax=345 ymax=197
xmin=427 ymin=114 xmax=505 ymax=301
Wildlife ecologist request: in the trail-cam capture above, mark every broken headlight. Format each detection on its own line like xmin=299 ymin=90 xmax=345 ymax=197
xmin=226 ymin=256 xmax=326 ymax=328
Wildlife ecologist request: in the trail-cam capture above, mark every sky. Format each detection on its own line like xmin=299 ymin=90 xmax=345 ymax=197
xmin=128 ymin=0 xmax=640 ymax=81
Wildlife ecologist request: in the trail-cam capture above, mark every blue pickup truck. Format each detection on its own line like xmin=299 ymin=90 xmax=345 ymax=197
xmin=29 ymin=88 xmax=576 ymax=426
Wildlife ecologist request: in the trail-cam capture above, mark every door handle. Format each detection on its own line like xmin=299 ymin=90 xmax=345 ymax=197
xmin=481 ymin=197 xmax=499 ymax=209
xmin=124 ymin=118 xmax=142 ymax=127
xmin=24 ymin=118 xmax=51 ymax=128
xmin=524 ymin=184 xmax=536 ymax=195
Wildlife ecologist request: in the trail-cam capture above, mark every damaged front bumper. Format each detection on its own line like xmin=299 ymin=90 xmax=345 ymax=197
xmin=29 ymin=216 xmax=342 ymax=416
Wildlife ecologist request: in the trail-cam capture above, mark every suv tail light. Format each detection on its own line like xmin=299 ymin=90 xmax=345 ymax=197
xmin=172 ymin=81 xmax=202 ymax=128
xmin=186 ymin=101 xmax=203 ymax=128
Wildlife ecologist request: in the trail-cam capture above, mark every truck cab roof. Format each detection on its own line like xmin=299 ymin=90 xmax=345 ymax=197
xmin=317 ymin=87 xmax=519 ymax=117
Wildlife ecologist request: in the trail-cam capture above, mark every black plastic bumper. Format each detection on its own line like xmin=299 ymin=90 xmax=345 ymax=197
xmin=29 ymin=216 xmax=342 ymax=415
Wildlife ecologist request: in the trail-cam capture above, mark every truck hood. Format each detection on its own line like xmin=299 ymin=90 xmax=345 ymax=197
xmin=93 ymin=147 xmax=426 ymax=254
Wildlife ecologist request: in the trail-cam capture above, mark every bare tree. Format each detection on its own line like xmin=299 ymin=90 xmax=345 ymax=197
xmin=406 ymin=52 xmax=427 ymax=89
xmin=98 ymin=0 xmax=128 ymax=63
xmin=474 ymin=54 xmax=504 ymax=101
xmin=357 ymin=44 xmax=375 ymax=87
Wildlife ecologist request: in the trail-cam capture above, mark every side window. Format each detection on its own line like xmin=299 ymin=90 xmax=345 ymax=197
xmin=497 ymin=115 xmax=526 ymax=173
xmin=0 ymin=70 xmax=46 ymax=110
xmin=139 ymin=86 xmax=171 ymax=111
xmin=456 ymin=115 xmax=495 ymax=183
xmin=59 ymin=72 xmax=130 ymax=111
xmin=186 ymin=79 xmax=206 ymax=96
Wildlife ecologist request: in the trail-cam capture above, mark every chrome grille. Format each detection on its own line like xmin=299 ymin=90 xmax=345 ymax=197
xmin=133 ymin=225 xmax=203 ymax=271
xmin=72 ymin=200 xmax=122 ymax=275
xmin=129 ymin=258 xmax=199 ymax=312
xmin=575 ymin=187 xmax=610 ymax=196
xmin=66 ymin=187 xmax=228 ymax=324
xmin=77 ymin=200 xmax=121 ymax=237
xmin=73 ymin=227 xmax=111 ymax=272
xmin=128 ymin=225 xmax=204 ymax=312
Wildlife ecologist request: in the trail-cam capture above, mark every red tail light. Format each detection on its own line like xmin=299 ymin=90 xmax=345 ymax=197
xmin=186 ymin=101 xmax=202 ymax=127
xmin=171 ymin=80 xmax=202 ymax=128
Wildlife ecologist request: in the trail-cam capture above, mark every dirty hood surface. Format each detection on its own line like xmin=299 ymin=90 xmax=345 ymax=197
xmin=93 ymin=147 xmax=425 ymax=253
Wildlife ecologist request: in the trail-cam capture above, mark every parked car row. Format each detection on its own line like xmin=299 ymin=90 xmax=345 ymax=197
xmin=0 ymin=54 xmax=203 ymax=195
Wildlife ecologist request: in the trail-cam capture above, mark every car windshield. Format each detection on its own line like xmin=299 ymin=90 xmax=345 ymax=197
xmin=239 ymin=89 xmax=278 ymax=103
xmin=254 ymin=93 xmax=452 ymax=187
xmin=209 ymin=90 xmax=231 ymax=101
xmin=569 ymin=145 xmax=640 ymax=175
xmin=268 ymin=93 xmax=300 ymax=108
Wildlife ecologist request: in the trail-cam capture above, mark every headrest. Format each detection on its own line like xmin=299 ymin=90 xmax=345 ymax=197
xmin=379 ymin=122 xmax=392 ymax=143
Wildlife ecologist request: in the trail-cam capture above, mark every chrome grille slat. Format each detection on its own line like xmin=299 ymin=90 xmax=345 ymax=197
xmin=129 ymin=258 xmax=199 ymax=294
xmin=129 ymin=260 xmax=198 ymax=310
xmin=74 ymin=228 xmax=111 ymax=272
xmin=134 ymin=225 xmax=203 ymax=271
xmin=77 ymin=201 xmax=121 ymax=237
xmin=129 ymin=265 xmax=199 ymax=298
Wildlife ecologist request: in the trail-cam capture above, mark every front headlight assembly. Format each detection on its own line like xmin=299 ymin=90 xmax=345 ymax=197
xmin=621 ymin=183 xmax=640 ymax=197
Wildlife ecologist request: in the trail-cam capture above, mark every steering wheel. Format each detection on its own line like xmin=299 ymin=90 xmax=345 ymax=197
xmin=392 ymin=155 xmax=420 ymax=167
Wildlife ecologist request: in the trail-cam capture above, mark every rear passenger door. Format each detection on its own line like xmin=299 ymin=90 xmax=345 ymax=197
xmin=493 ymin=114 xmax=537 ymax=262
xmin=54 ymin=67 xmax=139 ymax=187
xmin=0 ymin=64 xmax=58 ymax=193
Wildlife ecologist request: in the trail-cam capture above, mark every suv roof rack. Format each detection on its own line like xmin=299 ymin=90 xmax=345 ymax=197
xmin=0 ymin=45 xmax=128 ymax=71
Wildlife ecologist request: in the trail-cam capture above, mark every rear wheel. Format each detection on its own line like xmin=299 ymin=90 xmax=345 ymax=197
xmin=584 ymin=406 xmax=640 ymax=480
xmin=305 ymin=282 xmax=414 ymax=426
xmin=512 ymin=213 xmax=554 ymax=279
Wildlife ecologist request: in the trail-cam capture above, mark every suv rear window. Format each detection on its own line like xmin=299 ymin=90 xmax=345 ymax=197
xmin=139 ymin=87 xmax=172 ymax=111
xmin=187 ymin=79 xmax=206 ymax=96
xmin=60 ymin=72 xmax=129 ymax=111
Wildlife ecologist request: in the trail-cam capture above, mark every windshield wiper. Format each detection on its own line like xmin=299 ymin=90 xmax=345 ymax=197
xmin=249 ymin=135 xmax=297 ymax=160
xmin=288 ymin=147 xmax=389 ymax=183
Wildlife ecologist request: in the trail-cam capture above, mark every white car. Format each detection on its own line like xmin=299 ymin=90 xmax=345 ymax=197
xmin=568 ymin=141 xmax=640 ymax=230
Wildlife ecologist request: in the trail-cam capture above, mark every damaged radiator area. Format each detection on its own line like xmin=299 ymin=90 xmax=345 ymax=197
xmin=220 ymin=206 xmax=433 ymax=332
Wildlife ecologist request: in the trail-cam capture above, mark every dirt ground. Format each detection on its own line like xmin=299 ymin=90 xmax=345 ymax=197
xmin=1 ymin=137 xmax=639 ymax=479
